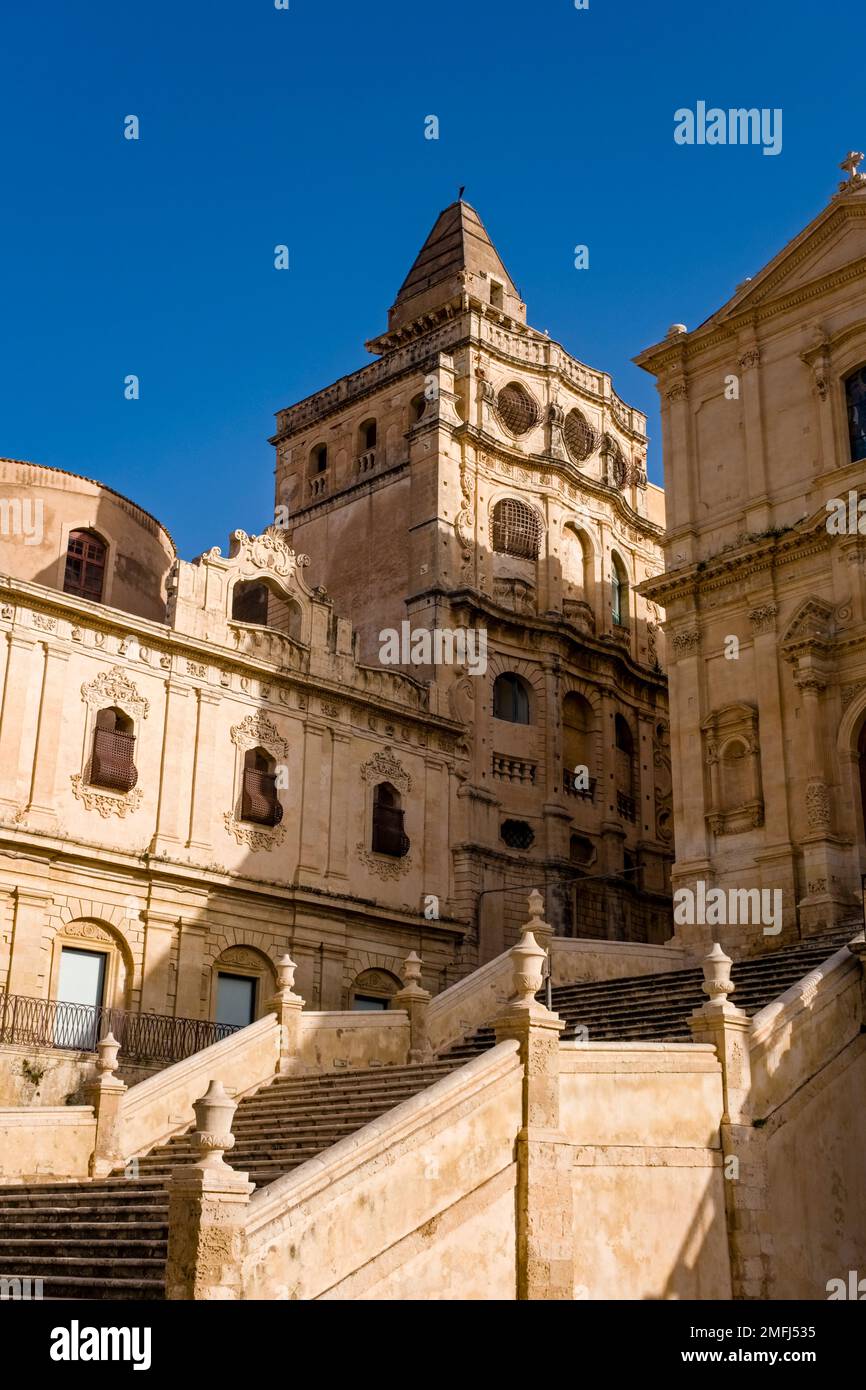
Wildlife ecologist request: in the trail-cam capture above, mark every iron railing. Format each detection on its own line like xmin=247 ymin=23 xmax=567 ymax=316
xmin=616 ymin=791 xmax=637 ymax=823
xmin=0 ymin=991 xmax=239 ymax=1064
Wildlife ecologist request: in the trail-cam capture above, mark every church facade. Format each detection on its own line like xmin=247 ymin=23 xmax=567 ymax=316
xmin=638 ymin=154 xmax=866 ymax=954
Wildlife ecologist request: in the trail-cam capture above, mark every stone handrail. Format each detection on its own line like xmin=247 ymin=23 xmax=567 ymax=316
xmin=241 ymin=1039 xmax=522 ymax=1298
xmin=748 ymin=939 xmax=863 ymax=1119
xmin=119 ymin=1014 xmax=281 ymax=1159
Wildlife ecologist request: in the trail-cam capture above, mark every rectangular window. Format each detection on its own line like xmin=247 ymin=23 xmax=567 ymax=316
xmin=216 ymin=973 xmax=257 ymax=1029
xmin=55 ymin=947 xmax=106 ymax=1050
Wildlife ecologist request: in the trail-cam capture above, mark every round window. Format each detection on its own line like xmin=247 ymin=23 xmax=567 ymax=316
xmin=563 ymin=408 xmax=600 ymax=463
xmin=497 ymin=382 xmax=539 ymax=436
xmin=500 ymin=819 xmax=535 ymax=850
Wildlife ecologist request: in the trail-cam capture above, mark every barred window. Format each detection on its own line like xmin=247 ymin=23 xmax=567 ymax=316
xmin=500 ymin=819 xmax=535 ymax=850
xmin=563 ymin=409 xmax=600 ymax=463
xmin=496 ymin=381 xmax=539 ymax=436
xmin=491 ymin=498 xmax=542 ymax=559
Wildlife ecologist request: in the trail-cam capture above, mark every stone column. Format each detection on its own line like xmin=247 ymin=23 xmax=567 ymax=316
xmin=747 ymin=603 xmax=797 ymax=926
xmin=737 ymin=339 xmax=770 ymax=533
xmin=392 ymin=951 xmax=432 ymax=1062
xmin=327 ymin=730 xmax=351 ymax=880
xmin=82 ymin=1032 xmax=128 ymax=1178
xmin=265 ymin=955 xmax=305 ymax=1074
xmin=5 ymin=887 xmax=52 ymax=997
xmin=165 ymin=1080 xmax=254 ymax=1301
xmin=494 ymin=900 xmax=574 ymax=1300
xmin=688 ymin=943 xmax=771 ymax=1300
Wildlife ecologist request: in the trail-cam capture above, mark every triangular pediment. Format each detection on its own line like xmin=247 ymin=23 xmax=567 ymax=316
xmin=701 ymin=186 xmax=866 ymax=328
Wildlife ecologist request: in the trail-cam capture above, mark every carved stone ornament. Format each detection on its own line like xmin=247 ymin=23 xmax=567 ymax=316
xmin=748 ymin=604 xmax=778 ymax=635
xmin=805 ymin=780 xmax=832 ymax=830
xmin=666 ymin=381 xmax=688 ymax=403
xmin=356 ymin=842 xmax=413 ymax=880
xmin=70 ymin=775 xmax=143 ymax=819
xmin=61 ymin=921 xmax=115 ymax=945
xmin=360 ymin=747 xmax=412 ymax=794
xmin=81 ymin=666 xmax=149 ymax=721
xmin=672 ymin=628 xmax=700 ymax=653
xmin=228 ymin=527 xmax=310 ymax=579
xmin=223 ymin=812 xmax=287 ymax=851
xmin=230 ymin=711 xmax=289 ymax=761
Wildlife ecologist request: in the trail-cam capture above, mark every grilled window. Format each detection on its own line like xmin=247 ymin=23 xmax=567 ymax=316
xmin=563 ymin=409 xmax=600 ymax=463
xmin=500 ymin=819 xmax=535 ymax=850
xmin=493 ymin=672 xmax=531 ymax=724
xmin=371 ymin=782 xmax=409 ymax=858
xmin=846 ymin=367 xmax=866 ymax=463
xmin=241 ymin=747 xmax=283 ymax=827
xmin=64 ymin=530 xmax=106 ymax=602
xmin=90 ymin=707 xmax=137 ymax=792
xmin=491 ymin=499 xmax=542 ymax=560
xmin=496 ymin=382 xmax=539 ymax=436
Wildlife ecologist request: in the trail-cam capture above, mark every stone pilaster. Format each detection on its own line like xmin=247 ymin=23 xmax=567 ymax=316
xmin=24 ymin=642 xmax=69 ymax=830
xmin=688 ymin=943 xmax=772 ymax=1300
xmin=494 ymin=904 xmax=573 ymax=1300
xmin=187 ymin=689 xmax=220 ymax=852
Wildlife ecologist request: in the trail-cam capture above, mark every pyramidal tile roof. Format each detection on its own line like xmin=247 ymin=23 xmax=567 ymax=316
xmin=382 ymin=199 xmax=525 ymax=335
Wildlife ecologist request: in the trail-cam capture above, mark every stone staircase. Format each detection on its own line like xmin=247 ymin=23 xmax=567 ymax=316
xmin=0 ymin=1060 xmax=457 ymax=1300
xmin=445 ymin=931 xmax=858 ymax=1060
xmin=0 ymin=930 xmax=856 ymax=1300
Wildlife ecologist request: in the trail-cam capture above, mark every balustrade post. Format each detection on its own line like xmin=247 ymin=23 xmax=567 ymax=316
xmin=82 ymin=1032 xmax=128 ymax=1178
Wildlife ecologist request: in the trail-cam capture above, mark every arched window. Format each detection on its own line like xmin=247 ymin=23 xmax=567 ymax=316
xmin=371 ymin=782 xmax=409 ymax=857
xmin=232 ymin=581 xmax=269 ymax=625
xmin=493 ymin=672 xmax=531 ymax=724
xmin=350 ymin=968 xmax=402 ymax=1011
xmin=611 ymin=553 xmax=629 ymax=627
xmin=64 ymin=530 xmax=106 ymax=602
xmin=241 ymin=747 xmax=283 ymax=826
xmin=492 ymin=499 xmax=542 ymax=560
xmin=614 ymin=714 xmax=636 ymax=821
xmin=846 ymin=366 xmax=866 ymax=463
xmin=90 ymin=707 xmax=137 ymax=792
xmin=359 ymin=418 xmax=377 ymax=451
xmin=310 ymin=443 xmax=328 ymax=474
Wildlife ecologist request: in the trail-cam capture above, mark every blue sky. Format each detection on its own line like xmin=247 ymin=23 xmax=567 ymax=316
xmin=0 ymin=0 xmax=860 ymax=557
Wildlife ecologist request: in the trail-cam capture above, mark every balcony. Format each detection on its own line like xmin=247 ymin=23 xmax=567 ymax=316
xmin=309 ymin=472 xmax=329 ymax=499
xmin=492 ymin=754 xmax=537 ymax=785
xmin=617 ymin=791 xmax=637 ymax=823
xmin=241 ymin=767 xmax=283 ymax=827
xmin=355 ymin=449 xmax=377 ymax=476
xmin=563 ymin=769 xmax=596 ymax=800
xmin=0 ymin=991 xmax=238 ymax=1064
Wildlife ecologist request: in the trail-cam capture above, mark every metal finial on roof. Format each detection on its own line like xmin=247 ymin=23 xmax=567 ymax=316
xmin=457 ymin=185 xmax=465 ymax=201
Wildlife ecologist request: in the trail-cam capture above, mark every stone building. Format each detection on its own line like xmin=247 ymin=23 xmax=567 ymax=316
xmin=637 ymin=153 xmax=866 ymax=953
xmin=272 ymin=199 xmax=674 ymax=952
xmin=0 ymin=458 xmax=470 ymax=1030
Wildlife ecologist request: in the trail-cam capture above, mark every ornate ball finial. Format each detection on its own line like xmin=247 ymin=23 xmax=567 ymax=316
xmin=667 ymin=323 xmax=687 ymax=337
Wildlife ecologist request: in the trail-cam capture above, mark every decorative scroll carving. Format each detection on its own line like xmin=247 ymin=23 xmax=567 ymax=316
xmin=229 ymin=712 xmax=289 ymax=760
xmin=80 ymin=667 xmax=149 ymax=720
xmin=672 ymin=629 xmax=700 ymax=653
xmin=355 ymin=842 xmax=413 ymax=880
xmin=360 ymin=748 xmax=411 ymax=794
xmin=70 ymin=775 xmax=143 ymax=819
xmin=227 ymin=527 xmax=310 ymax=578
xmin=223 ymin=812 xmax=287 ymax=851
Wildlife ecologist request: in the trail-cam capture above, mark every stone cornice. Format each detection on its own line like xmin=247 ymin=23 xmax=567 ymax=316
xmin=0 ymin=574 xmax=465 ymax=741
xmin=639 ymin=524 xmax=832 ymax=605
